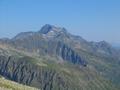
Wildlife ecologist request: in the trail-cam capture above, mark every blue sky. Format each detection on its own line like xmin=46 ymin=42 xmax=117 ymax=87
xmin=0 ymin=0 xmax=120 ymax=44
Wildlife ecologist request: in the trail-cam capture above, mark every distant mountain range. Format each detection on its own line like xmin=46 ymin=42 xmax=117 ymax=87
xmin=0 ymin=24 xmax=120 ymax=90
xmin=112 ymin=43 xmax=120 ymax=49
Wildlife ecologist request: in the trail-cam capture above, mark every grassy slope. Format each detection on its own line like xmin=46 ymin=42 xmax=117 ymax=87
xmin=0 ymin=45 xmax=119 ymax=90
xmin=43 ymin=59 xmax=119 ymax=90
xmin=0 ymin=76 xmax=39 ymax=90
xmin=78 ymin=49 xmax=120 ymax=88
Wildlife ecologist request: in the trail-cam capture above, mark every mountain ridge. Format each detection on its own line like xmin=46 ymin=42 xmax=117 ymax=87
xmin=10 ymin=24 xmax=120 ymax=57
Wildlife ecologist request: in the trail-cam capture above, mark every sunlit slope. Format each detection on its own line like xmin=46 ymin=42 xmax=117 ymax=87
xmin=0 ymin=76 xmax=39 ymax=90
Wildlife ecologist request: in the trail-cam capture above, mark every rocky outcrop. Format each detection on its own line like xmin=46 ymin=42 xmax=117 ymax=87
xmin=56 ymin=42 xmax=87 ymax=66
xmin=0 ymin=55 xmax=74 ymax=90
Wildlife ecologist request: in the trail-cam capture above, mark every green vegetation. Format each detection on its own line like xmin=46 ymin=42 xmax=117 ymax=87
xmin=0 ymin=77 xmax=39 ymax=90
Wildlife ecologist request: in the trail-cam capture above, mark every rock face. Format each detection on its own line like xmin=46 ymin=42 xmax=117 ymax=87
xmin=0 ymin=55 xmax=72 ymax=90
xmin=56 ymin=42 xmax=86 ymax=66
xmin=39 ymin=24 xmax=53 ymax=34
xmin=9 ymin=39 xmax=87 ymax=66
xmin=39 ymin=24 xmax=67 ymax=35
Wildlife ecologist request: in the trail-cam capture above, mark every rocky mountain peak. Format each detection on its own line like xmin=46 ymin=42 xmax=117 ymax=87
xmin=12 ymin=24 xmax=68 ymax=40
xmin=39 ymin=24 xmax=67 ymax=35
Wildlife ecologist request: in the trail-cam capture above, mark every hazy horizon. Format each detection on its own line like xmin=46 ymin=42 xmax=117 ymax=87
xmin=0 ymin=0 xmax=120 ymax=44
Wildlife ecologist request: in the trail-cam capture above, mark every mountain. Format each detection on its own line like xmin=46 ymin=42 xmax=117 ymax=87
xmin=112 ymin=43 xmax=120 ymax=49
xmin=0 ymin=24 xmax=120 ymax=90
